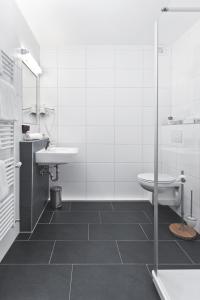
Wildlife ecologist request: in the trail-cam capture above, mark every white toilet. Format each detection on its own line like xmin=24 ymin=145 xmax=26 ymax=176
xmin=137 ymin=173 xmax=181 ymax=206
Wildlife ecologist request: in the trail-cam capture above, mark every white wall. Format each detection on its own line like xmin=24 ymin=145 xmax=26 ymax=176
xmin=0 ymin=0 xmax=39 ymax=260
xmin=171 ymin=19 xmax=200 ymax=120
xmin=40 ymin=45 xmax=165 ymax=200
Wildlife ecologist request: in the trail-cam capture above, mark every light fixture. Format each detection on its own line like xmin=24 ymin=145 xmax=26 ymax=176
xmin=19 ymin=48 xmax=42 ymax=76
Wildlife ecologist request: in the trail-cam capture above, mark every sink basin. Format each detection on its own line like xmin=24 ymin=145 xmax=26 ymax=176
xmin=35 ymin=147 xmax=79 ymax=165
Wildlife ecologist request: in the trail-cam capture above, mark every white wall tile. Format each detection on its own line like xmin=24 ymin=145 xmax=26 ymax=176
xmin=115 ymin=163 xmax=142 ymax=181
xmin=40 ymin=50 xmax=57 ymax=68
xmin=142 ymin=145 xmax=154 ymax=163
xmin=86 ymin=107 xmax=114 ymax=126
xmin=116 ymin=69 xmax=143 ymax=87
xmin=143 ymin=88 xmax=155 ymax=107
xmin=115 ymin=127 xmax=141 ymax=144
xmin=143 ymin=70 xmax=154 ymax=87
xmin=58 ymin=47 xmax=85 ymax=68
xmin=40 ymin=68 xmax=57 ymax=87
xmin=115 ymin=88 xmax=143 ymax=106
xmin=115 ymin=49 xmax=143 ymax=69
xmin=58 ymin=126 xmax=85 ymax=143
xmin=58 ymin=107 xmax=85 ymax=126
xmin=86 ymin=46 xmax=114 ymax=68
xmin=87 ymin=145 xmax=114 ymax=162
xmin=87 ymin=69 xmax=114 ymax=87
xmin=59 ymin=88 xmax=85 ymax=106
xmin=115 ymin=145 xmax=142 ymax=162
xmin=158 ymin=54 xmax=171 ymax=88
xmin=58 ymin=69 xmax=85 ymax=87
xmin=87 ymin=163 xmax=114 ymax=181
xmin=61 ymin=182 xmax=86 ymax=200
xmin=143 ymin=49 xmax=154 ymax=69
xmin=59 ymin=163 xmax=86 ymax=182
xmin=87 ymin=182 xmax=114 ymax=200
xmin=142 ymin=126 xmax=154 ymax=145
xmin=142 ymin=107 xmax=155 ymax=126
xmin=159 ymin=88 xmax=171 ymax=107
xmin=40 ymin=88 xmax=58 ymax=106
xmin=115 ymin=107 xmax=141 ymax=126
xmin=115 ymin=182 xmax=145 ymax=200
xmin=86 ymin=126 xmax=114 ymax=144
xmin=86 ymin=88 xmax=114 ymax=106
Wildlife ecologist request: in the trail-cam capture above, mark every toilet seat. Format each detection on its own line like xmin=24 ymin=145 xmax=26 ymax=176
xmin=137 ymin=173 xmax=176 ymax=185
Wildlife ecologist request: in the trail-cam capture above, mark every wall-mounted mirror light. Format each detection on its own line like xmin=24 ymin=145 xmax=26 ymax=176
xmin=19 ymin=48 xmax=42 ymax=77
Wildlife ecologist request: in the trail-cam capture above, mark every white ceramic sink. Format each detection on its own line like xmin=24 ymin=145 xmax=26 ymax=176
xmin=35 ymin=147 xmax=79 ymax=165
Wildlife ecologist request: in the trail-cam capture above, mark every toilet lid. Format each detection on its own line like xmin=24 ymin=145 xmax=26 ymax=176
xmin=138 ymin=173 xmax=176 ymax=184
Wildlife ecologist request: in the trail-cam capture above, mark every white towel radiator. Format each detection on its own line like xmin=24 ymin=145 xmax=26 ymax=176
xmin=0 ymin=120 xmax=15 ymax=241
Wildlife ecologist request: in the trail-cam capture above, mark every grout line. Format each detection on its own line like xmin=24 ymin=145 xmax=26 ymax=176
xmin=28 ymin=222 xmax=153 ymax=225
xmin=175 ymin=241 xmax=195 ymax=264
xmin=48 ymin=241 xmax=56 ymax=264
xmin=145 ymin=264 xmax=152 ymax=277
xmin=68 ymin=264 xmax=73 ymax=300
xmin=98 ymin=211 xmax=102 ymax=224
xmin=139 ymin=223 xmax=149 ymax=240
xmin=110 ymin=202 xmax=114 ymax=210
xmin=28 ymin=201 xmax=50 ymax=239
xmin=15 ymin=239 xmax=184 ymax=242
xmin=49 ymin=212 xmax=54 ymax=224
xmin=142 ymin=210 xmax=152 ymax=223
xmin=88 ymin=224 xmax=89 ymax=240
xmin=115 ymin=241 xmax=123 ymax=264
xmin=0 ymin=262 xmax=195 ymax=266
xmin=47 ymin=209 xmax=151 ymax=213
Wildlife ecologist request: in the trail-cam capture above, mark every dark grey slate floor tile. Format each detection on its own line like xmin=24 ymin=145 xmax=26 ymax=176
xmin=39 ymin=211 xmax=53 ymax=223
xmin=141 ymin=223 xmax=179 ymax=240
xmin=118 ymin=241 xmax=191 ymax=264
xmin=71 ymin=265 xmax=159 ymax=300
xmin=0 ymin=265 xmax=71 ymax=300
xmin=177 ymin=240 xmax=200 ymax=263
xmin=89 ymin=224 xmax=147 ymax=240
xmin=16 ymin=233 xmax=31 ymax=240
xmin=101 ymin=211 xmax=150 ymax=223
xmin=51 ymin=211 xmax=100 ymax=224
xmin=1 ymin=241 xmax=54 ymax=264
xmin=30 ymin=224 xmax=88 ymax=240
xmin=51 ymin=241 xmax=121 ymax=264
xmin=45 ymin=201 xmax=70 ymax=211
xmin=146 ymin=205 xmax=182 ymax=224
xmin=71 ymin=201 xmax=112 ymax=211
xmin=112 ymin=201 xmax=152 ymax=211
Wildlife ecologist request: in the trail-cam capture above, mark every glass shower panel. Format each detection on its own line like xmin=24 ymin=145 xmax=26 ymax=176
xmin=153 ymin=8 xmax=200 ymax=300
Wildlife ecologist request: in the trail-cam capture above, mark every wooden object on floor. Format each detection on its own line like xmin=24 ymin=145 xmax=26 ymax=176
xmin=169 ymin=223 xmax=197 ymax=240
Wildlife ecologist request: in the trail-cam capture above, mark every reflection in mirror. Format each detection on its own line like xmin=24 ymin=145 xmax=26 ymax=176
xmin=22 ymin=63 xmax=38 ymax=124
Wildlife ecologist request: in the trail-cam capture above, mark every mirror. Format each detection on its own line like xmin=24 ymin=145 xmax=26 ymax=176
xmin=22 ymin=62 xmax=38 ymax=124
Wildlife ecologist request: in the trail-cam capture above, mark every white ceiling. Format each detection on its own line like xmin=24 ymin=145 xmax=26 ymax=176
xmin=15 ymin=0 xmax=168 ymax=46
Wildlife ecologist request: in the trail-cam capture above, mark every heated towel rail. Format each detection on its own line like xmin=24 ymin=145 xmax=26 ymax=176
xmin=0 ymin=120 xmax=15 ymax=241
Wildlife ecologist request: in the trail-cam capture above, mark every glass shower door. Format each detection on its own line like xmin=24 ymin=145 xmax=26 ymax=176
xmin=153 ymin=7 xmax=200 ymax=300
